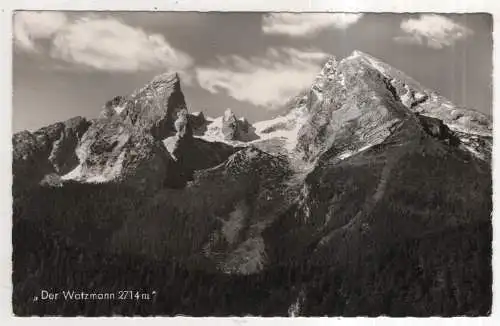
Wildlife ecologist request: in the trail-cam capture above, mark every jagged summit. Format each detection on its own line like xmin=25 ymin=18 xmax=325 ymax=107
xmin=151 ymin=71 xmax=180 ymax=82
xmin=347 ymin=49 xmax=385 ymax=61
xmin=223 ymin=108 xmax=235 ymax=118
xmin=190 ymin=50 xmax=487 ymax=164
xmin=13 ymin=50 xmax=492 ymax=192
xmin=250 ymin=49 xmax=492 ymax=161
xmin=311 ymin=56 xmax=339 ymax=96
xmin=131 ymin=72 xmax=181 ymax=98
xmin=42 ymin=71 xmax=190 ymax=190
xmin=344 ymin=50 xmax=491 ymax=134
xmin=196 ymin=109 xmax=259 ymax=143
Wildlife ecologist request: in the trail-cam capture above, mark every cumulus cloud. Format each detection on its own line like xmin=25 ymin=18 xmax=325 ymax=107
xmin=50 ymin=17 xmax=193 ymax=73
xmin=262 ymin=13 xmax=363 ymax=36
xmin=14 ymin=11 xmax=68 ymax=51
xmin=14 ymin=12 xmax=193 ymax=73
xmin=196 ymin=48 xmax=329 ymax=108
xmin=394 ymin=14 xmax=473 ymax=49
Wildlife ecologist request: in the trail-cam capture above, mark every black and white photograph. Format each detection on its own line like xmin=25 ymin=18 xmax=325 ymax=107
xmin=10 ymin=10 xmax=493 ymax=317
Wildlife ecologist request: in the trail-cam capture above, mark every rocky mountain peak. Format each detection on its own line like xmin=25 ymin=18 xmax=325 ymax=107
xmin=348 ymin=49 xmax=380 ymax=61
xmin=311 ymin=56 xmax=339 ymax=98
xmin=288 ymin=50 xmax=493 ymax=162
xmin=13 ymin=52 xmax=492 ymax=192
xmin=174 ymin=108 xmax=191 ymax=138
xmin=131 ymin=72 xmax=181 ymax=97
xmin=315 ymin=56 xmax=338 ymax=80
xmin=188 ymin=112 xmax=209 ymax=135
xmin=223 ymin=108 xmax=236 ymax=121
xmin=197 ymin=109 xmax=258 ymax=143
xmin=97 ymin=71 xmax=187 ymax=140
xmin=344 ymin=50 xmax=492 ymax=135
xmin=191 ymin=50 xmax=492 ymax=165
xmin=221 ymin=108 xmax=240 ymax=140
xmin=15 ymin=71 xmax=189 ymax=191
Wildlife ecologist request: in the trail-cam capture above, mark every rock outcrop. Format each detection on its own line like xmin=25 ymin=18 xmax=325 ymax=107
xmin=125 ymin=72 xmax=188 ymax=140
xmin=221 ymin=109 xmax=255 ymax=141
xmin=188 ymin=111 xmax=209 ymax=135
xmin=198 ymin=109 xmax=259 ymax=143
xmin=57 ymin=73 xmax=189 ymax=191
xmin=97 ymin=73 xmax=187 ymax=140
xmin=344 ymin=51 xmax=492 ymax=157
xmin=12 ymin=116 xmax=91 ymax=191
xmin=62 ymin=118 xmax=183 ymax=191
xmin=416 ymin=114 xmax=461 ymax=146
xmin=164 ymin=109 xmax=239 ymax=181
xmin=294 ymin=54 xmax=412 ymax=162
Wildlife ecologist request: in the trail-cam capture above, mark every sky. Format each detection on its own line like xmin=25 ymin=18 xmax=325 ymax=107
xmin=12 ymin=12 xmax=493 ymax=132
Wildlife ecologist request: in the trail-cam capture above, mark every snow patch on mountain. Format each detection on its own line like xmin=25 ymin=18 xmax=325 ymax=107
xmin=440 ymin=116 xmax=491 ymax=138
xmin=194 ymin=116 xmax=247 ymax=145
xmin=113 ymin=105 xmax=126 ymax=115
xmin=337 ymin=144 xmax=373 ymax=161
xmin=196 ymin=116 xmax=225 ymax=142
xmin=61 ymin=149 xmax=127 ymax=184
xmin=60 ymin=164 xmax=83 ymax=181
xmin=162 ymin=136 xmax=178 ymax=159
xmin=195 ymin=106 xmax=310 ymax=154
xmin=351 ymin=50 xmax=389 ymax=75
xmin=253 ymin=105 xmax=309 ymax=152
xmin=194 ymin=109 xmax=258 ymax=144
xmin=462 ymin=144 xmax=484 ymax=159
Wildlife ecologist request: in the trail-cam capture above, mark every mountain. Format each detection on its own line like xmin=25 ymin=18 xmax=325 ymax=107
xmin=195 ymin=108 xmax=259 ymax=143
xmin=13 ymin=116 xmax=91 ymax=191
xmin=257 ymin=51 xmax=491 ymax=162
xmin=12 ymin=50 xmax=492 ymax=316
xmin=13 ymin=72 xmax=238 ymax=193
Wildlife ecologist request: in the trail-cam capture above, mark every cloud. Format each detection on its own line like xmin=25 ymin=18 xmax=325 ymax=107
xmin=50 ymin=17 xmax=193 ymax=73
xmin=262 ymin=13 xmax=363 ymax=36
xmin=14 ymin=11 xmax=68 ymax=52
xmin=196 ymin=48 xmax=329 ymax=108
xmin=394 ymin=14 xmax=473 ymax=49
xmin=13 ymin=12 xmax=193 ymax=73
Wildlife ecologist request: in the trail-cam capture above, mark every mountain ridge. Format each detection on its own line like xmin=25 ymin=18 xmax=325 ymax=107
xmin=12 ymin=49 xmax=493 ymax=316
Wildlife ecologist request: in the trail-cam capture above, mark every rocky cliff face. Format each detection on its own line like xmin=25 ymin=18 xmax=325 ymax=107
xmin=285 ymin=51 xmax=492 ymax=163
xmin=13 ymin=116 xmax=91 ymax=191
xmin=63 ymin=117 xmax=181 ymax=191
xmin=188 ymin=111 xmax=209 ymax=135
xmin=295 ymin=55 xmax=412 ymax=162
xmin=102 ymin=72 xmax=188 ymax=140
xmin=197 ymin=109 xmax=259 ymax=143
xmin=163 ymin=108 xmax=239 ymax=181
xmin=220 ymin=109 xmax=257 ymax=141
xmin=57 ymin=73 xmax=190 ymax=191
